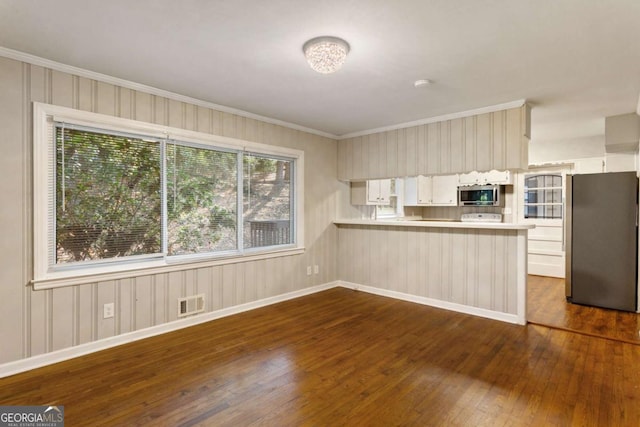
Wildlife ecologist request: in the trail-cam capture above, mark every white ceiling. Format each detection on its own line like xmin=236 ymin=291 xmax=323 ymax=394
xmin=1 ymin=0 xmax=639 ymax=142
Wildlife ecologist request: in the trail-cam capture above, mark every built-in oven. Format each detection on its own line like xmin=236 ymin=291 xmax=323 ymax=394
xmin=458 ymin=185 xmax=504 ymax=206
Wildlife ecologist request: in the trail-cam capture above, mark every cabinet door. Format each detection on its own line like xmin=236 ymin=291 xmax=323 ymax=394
xmin=366 ymin=180 xmax=381 ymax=204
xmin=485 ymin=170 xmax=512 ymax=184
xmin=432 ymin=175 xmax=459 ymax=205
xmin=404 ymin=176 xmax=431 ymax=205
xmin=403 ymin=176 xmax=419 ymax=205
xmin=367 ymin=179 xmax=391 ymax=204
xmin=377 ymin=179 xmax=391 ymax=204
xmin=417 ymin=176 xmax=432 ymax=204
xmin=459 ymin=171 xmax=479 ymax=186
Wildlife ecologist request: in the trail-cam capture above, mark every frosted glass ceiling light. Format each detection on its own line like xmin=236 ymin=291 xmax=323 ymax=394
xmin=303 ymin=36 xmax=350 ymax=74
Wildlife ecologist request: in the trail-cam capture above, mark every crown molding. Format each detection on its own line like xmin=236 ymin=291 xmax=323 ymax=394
xmin=337 ymin=99 xmax=527 ymax=140
xmin=1 ymin=46 xmax=529 ymax=142
xmin=0 ymin=46 xmax=338 ymax=140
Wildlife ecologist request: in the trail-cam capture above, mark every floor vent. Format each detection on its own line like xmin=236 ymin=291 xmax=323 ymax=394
xmin=178 ymin=294 xmax=205 ymax=318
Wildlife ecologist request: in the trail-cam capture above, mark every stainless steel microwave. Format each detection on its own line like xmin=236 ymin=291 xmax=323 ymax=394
xmin=458 ymin=185 xmax=504 ymax=206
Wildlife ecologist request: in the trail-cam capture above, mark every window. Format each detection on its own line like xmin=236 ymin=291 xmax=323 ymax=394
xmin=56 ymin=126 xmax=163 ymax=264
xmin=243 ymin=154 xmax=294 ymax=248
xmin=524 ymin=174 xmax=563 ymax=219
xmin=34 ymin=103 xmax=303 ymax=287
xmin=166 ymin=143 xmax=238 ymax=256
xmin=375 ymin=178 xmax=404 ymax=218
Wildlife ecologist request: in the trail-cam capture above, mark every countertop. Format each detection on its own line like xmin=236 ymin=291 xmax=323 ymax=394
xmin=333 ymin=218 xmax=535 ymax=230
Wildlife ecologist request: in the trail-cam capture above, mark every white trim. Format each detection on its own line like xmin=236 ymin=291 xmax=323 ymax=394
xmin=32 ymin=248 xmax=305 ymax=290
xmin=528 ymin=236 xmax=562 ymax=243
xmin=528 ymin=249 xmax=564 ymax=257
xmin=337 ymin=281 xmax=522 ymax=325
xmin=516 ymin=230 xmax=528 ymax=325
xmin=528 ymin=263 xmax=564 ymax=278
xmin=0 ymin=281 xmax=338 ymax=379
xmin=0 ymin=46 xmax=337 ymax=139
xmin=33 ymin=103 xmax=305 ymax=288
xmin=337 ymin=99 xmax=527 ymax=140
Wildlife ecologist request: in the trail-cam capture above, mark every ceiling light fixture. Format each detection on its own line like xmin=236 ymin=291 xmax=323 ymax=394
xmin=303 ymin=36 xmax=350 ymax=74
xmin=414 ymin=79 xmax=432 ymax=88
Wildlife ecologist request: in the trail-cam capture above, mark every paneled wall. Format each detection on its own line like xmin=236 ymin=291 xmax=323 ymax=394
xmin=337 ymin=225 xmax=520 ymax=316
xmin=337 ymin=105 xmax=530 ymax=181
xmin=0 ymin=56 xmax=339 ymax=365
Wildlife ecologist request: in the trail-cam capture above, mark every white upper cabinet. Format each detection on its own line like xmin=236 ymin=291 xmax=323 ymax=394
xmin=459 ymin=170 xmax=512 ymax=186
xmin=337 ymin=105 xmax=530 ymax=181
xmin=485 ymin=169 xmax=513 ymax=185
xmin=404 ymin=176 xmax=432 ymax=205
xmin=368 ymin=179 xmax=391 ymax=204
xmin=405 ymin=174 xmax=458 ymax=206
xmin=458 ymin=171 xmax=481 ymax=186
xmin=351 ymin=179 xmax=391 ymax=205
xmin=431 ymin=175 xmax=459 ymax=205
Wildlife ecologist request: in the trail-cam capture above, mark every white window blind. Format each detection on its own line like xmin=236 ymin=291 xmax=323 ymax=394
xmin=55 ymin=124 xmax=162 ymax=264
xmin=166 ymin=142 xmax=238 ymax=256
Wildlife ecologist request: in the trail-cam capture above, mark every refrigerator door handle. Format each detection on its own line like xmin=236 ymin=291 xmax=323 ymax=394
xmin=562 ymin=196 xmax=566 ymax=252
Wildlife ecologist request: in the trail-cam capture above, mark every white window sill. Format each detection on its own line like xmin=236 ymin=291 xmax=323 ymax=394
xmin=31 ymin=246 xmax=305 ymax=290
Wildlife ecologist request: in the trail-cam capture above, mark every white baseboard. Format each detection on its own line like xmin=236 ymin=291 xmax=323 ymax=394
xmin=528 ymin=263 xmax=565 ymax=278
xmin=0 ymin=281 xmax=339 ymax=379
xmin=337 ymin=281 xmax=521 ymax=325
xmin=1 ymin=279 xmax=521 ymax=378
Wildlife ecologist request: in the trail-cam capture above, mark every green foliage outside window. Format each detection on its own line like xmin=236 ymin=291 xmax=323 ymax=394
xmin=55 ymin=128 xmax=238 ymax=263
xmin=56 ymin=128 xmax=162 ymax=262
xmin=166 ymin=144 xmax=237 ymax=255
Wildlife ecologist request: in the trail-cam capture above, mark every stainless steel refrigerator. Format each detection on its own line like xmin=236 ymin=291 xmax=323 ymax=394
xmin=565 ymin=171 xmax=638 ymax=312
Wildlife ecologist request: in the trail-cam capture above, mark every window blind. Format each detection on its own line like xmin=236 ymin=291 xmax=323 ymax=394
xmin=165 ymin=142 xmax=238 ymax=256
xmin=55 ymin=124 xmax=162 ymax=263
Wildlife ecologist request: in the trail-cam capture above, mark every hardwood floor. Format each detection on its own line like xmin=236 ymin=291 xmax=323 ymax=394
xmin=2 ymin=287 xmax=640 ymax=426
xmin=528 ymin=275 xmax=640 ymax=344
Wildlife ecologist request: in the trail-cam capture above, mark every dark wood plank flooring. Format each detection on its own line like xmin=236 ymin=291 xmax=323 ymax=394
xmin=2 ymin=287 xmax=640 ymax=426
xmin=528 ymin=275 xmax=640 ymax=344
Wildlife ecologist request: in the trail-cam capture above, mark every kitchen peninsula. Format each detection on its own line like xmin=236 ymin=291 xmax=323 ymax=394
xmin=334 ymin=218 xmax=534 ymax=325
xmin=335 ymin=100 xmax=533 ymax=325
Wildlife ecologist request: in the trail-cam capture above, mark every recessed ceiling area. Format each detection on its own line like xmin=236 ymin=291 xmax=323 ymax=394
xmin=1 ymin=0 xmax=639 ymax=142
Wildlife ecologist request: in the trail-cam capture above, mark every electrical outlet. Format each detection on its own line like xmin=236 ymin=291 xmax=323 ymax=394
xmin=103 ymin=303 xmax=114 ymax=319
xmin=306 ymin=266 xmax=312 ymax=276
xmin=314 ymin=265 xmax=319 ymax=275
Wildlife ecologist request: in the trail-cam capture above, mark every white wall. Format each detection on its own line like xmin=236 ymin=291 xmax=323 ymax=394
xmin=0 ymin=56 xmax=340 ymax=367
xmin=529 ymin=135 xmax=604 ymax=165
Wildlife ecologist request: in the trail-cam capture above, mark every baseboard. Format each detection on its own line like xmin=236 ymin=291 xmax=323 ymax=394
xmin=337 ymin=281 xmax=521 ymax=325
xmin=1 ymin=279 xmax=521 ymax=378
xmin=0 ymin=281 xmax=339 ymax=379
xmin=528 ymin=263 xmax=565 ymax=278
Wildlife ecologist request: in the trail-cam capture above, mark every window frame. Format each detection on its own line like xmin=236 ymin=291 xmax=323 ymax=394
xmin=523 ymin=173 xmax=563 ymax=221
xmin=33 ymin=102 xmax=305 ymax=289
xmin=519 ymin=167 xmax=567 ymax=228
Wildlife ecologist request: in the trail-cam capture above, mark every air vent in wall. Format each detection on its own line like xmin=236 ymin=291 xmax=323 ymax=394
xmin=178 ymin=294 xmax=205 ymax=318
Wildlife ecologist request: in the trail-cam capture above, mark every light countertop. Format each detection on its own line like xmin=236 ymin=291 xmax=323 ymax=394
xmin=334 ymin=218 xmax=535 ymax=230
